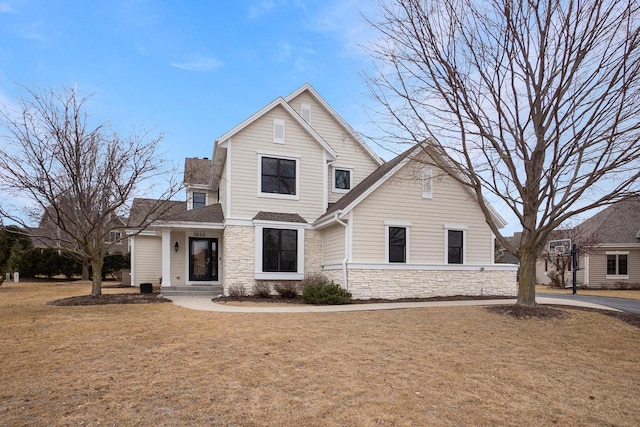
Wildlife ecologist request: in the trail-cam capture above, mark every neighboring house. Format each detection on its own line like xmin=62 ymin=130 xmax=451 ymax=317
xmin=536 ymin=197 xmax=640 ymax=288
xmin=128 ymin=83 xmax=517 ymax=299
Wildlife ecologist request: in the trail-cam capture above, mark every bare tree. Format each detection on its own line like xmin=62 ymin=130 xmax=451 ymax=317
xmin=0 ymin=85 xmax=180 ymax=296
xmin=365 ymin=0 xmax=640 ymax=306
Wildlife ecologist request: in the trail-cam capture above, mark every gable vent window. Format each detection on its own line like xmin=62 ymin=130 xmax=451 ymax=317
xmin=421 ymin=167 xmax=433 ymax=199
xmin=274 ymin=119 xmax=285 ymax=144
xmin=301 ymin=103 xmax=311 ymax=123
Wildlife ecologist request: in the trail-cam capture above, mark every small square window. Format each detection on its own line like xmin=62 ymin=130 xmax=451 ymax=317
xmin=334 ymin=169 xmax=351 ymax=191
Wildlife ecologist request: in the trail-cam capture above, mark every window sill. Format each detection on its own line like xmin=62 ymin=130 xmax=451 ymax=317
xmin=332 ymin=188 xmax=350 ymax=194
xmin=258 ymin=192 xmax=299 ymax=201
xmin=606 ymin=275 xmax=629 ymax=280
xmin=255 ymin=272 xmax=304 ymax=280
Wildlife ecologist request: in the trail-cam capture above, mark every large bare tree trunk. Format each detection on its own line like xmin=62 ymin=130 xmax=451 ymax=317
xmin=91 ymin=256 xmax=103 ymax=297
xmin=517 ymin=248 xmax=537 ymax=307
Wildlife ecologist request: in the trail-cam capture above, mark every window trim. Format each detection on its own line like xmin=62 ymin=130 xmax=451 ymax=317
xmin=444 ymin=225 xmax=467 ymax=265
xmin=273 ymin=119 xmax=285 ymax=144
xmin=421 ymin=166 xmax=433 ymax=199
xmin=605 ymin=251 xmax=629 ymax=279
xmin=332 ymin=166 xmax=353 ymax=194
xmin=192 ymin=191 xmax=207 ymax=209
xmin=254 ymin=223 xmax=305 ymax=280
xmin=257 ymin=153 xmax=300 ymax=200
xmin=385 ymin=221 xmax=411 ymax=263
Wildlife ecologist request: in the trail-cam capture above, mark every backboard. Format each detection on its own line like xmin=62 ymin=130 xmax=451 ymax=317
xmin=548 ymin=239 xmax=572 ymax=257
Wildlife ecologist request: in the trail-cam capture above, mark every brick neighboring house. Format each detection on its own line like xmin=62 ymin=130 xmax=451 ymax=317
xmin=127 ymin=83 xmax=517 ymax=298
xmin=536 ymin=197 xmax=640 ymax=288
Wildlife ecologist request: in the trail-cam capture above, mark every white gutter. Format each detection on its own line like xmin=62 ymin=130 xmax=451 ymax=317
xmin=334 ymin=211 xmax=349 ymax=290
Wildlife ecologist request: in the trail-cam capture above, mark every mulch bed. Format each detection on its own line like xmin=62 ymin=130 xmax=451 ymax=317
xmin=487 ymin=304 xmax=640 ymax=328
xmin=47 ymin=292 xmax=171 ymax=306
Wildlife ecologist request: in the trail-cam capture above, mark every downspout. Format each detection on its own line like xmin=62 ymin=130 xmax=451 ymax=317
xmin=334 ymin=212 xmax=349 ymax=290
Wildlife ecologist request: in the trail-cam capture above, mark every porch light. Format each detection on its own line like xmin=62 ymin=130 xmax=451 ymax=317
xmin=174 ymin=241 xmax=179 ymax=253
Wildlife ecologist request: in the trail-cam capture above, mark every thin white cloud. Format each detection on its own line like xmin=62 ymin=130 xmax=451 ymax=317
xmin=248 ymin=0 xmax=276 ymax=19
xmin=0 ymin=2 xmax=15 ymax=13
xmin=170 ymin=56 xmax=222 ymax=72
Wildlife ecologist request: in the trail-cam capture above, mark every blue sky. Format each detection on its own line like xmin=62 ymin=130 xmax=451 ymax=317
xmin=0 ymin=0 xmax=521 ymax=233
xmin=0 ymin=0 xmax=386 ymax=160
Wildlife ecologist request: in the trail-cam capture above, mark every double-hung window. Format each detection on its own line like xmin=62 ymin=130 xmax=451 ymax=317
xmin=447 ymin=230 xmax=464 ymax=264
xmin=261 ymin=157 xmax=296 ymax=196
xmin=193 ymin=192 xmax=206 ymax=209
xmin=262 ymin=228 xmax=298 ymax=272
xmin=607 ymin=253 xmax=628 ymax=277
xmin=388 ymin=227 xmax=407 ymax=263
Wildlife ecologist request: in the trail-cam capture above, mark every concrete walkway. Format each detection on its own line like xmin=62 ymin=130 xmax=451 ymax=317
xmin=165 ymin=295 xmax=618 ymax=313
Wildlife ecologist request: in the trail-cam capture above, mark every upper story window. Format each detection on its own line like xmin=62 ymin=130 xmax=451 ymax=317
xmin=193 ymin=192 xmax=206 ymax=209
xmin=273 ymin=119 xmax=285 ymax=144
xmin=333 ymin=167 xmax=352 ymax=193
xmin=607 ymin=252 xmax=628 ymax=277
xmin=261 ymin=156 xmax=296 ymax=196
xmin=107 ymin=231 xmax=122 ymax=245
xmin=447 ymin=229 xmax=464 ymax=264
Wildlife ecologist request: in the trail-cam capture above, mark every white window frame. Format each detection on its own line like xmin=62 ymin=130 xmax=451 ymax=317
xmin=605 ymin=251 xmax=629 ymax=279
xmin=444 ymin=224 xmax=467 ymax=265
xmin=192 ymin=191 xmax=207 ymax=209
xmin=301 ymin=103 xmax=311 ymax=123
xmin=257 ymin=153 xmax=300 ymax=200
xmin=273 ymin=119 xmax=285 ymax=144
xmin=332 ymin=166 xmax=354 ymax=194
xmin=385 ymin=221 xmax=411 ymax=263
xmin=254 ymin=222 xmax=305 ymax=280
xmin=421 ymin=166 xmax=433 ymax=199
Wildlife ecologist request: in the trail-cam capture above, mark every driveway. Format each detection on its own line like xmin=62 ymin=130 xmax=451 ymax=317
xmin=538 ymin=293 xmax=640 ymax=314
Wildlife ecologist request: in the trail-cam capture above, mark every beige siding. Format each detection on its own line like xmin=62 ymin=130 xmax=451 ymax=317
xmin=218 ymin=161 xmax=228 ymax=217
xmin=322 ymin=223 xmax=345 ymax=265
xmin=133 ymin=235 xmax=161 ymax=285
xmin=287 ymin=92 xmax=379 ymax=203
xmin=587 ymin=247 xmax=640 ymax=288
xmin=351 ymin=158 xmax=493 ymax=264
xmin=229 ymin=105 xmax=326 ymax=221
xmin=169 ymin=231 xmax=186 ymax=285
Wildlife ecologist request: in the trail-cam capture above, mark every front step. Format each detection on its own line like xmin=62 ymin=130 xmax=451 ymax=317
xmin=161 ymin=285 xmax=223 ymax=297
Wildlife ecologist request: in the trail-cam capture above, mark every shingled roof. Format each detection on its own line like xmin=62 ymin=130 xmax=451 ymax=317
xmin=577 ymin=197 xmax=640 ymax=244
xmin=253 ymin=211 xmax=307 ymax=223
xmin=321 ymin=144 xmax=416 ymax=219
xmin=128 ymin=198 xmax=224 ymax=227
xmin=184 ymin=157 xmax=212 ymax=186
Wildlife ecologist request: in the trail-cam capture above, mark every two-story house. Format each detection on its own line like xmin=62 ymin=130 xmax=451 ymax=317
xmin=128 ymin=84 xmax=517 ymax=299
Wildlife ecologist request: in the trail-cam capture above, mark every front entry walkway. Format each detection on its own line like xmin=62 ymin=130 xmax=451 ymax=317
xmin=164 ymin=296 xmax=618 ymax=313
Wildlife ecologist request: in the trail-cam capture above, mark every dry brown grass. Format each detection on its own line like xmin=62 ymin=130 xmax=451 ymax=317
xmin=536 ymin=284 xmax=640 ymax=300
xmin=1 ymin=281 xmax=639 ymax=426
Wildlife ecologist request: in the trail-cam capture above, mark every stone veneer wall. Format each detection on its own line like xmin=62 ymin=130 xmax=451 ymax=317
xmin=222 ymin=226 xmax=326 ymax=296
xmin=323 ymin=267 xmax=517 ymax=300
xmin=222 ymin=225 xmax=255 ymax=295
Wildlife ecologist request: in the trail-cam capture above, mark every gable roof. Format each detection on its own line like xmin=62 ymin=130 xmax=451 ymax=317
xmin=214 ymin=96 xmax=337 ymax=160
xmin=315 ymin=142 xmax=507 ymax=229
xmin=284 ymin=83 xmax=384 ymax=166
xmin=577 ymin=197 xmax=640 ymax=244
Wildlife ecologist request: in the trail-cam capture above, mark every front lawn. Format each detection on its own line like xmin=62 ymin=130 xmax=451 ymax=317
xmin=1 ymin=282 xmax=638 ymax=426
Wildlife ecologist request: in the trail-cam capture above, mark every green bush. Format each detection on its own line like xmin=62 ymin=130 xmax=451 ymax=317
xmin=303 ymin=282 xmax=352 ymax=305
xmin=274 ymin=282 xmax=299 ymax=299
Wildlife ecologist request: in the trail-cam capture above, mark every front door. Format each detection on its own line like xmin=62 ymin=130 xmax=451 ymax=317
xmin=189 ymin=238 xmax=218 ymax=282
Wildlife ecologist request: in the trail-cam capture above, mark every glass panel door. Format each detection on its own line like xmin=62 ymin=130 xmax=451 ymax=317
xmin=189 ymin=238 xmax=218 ymax=281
